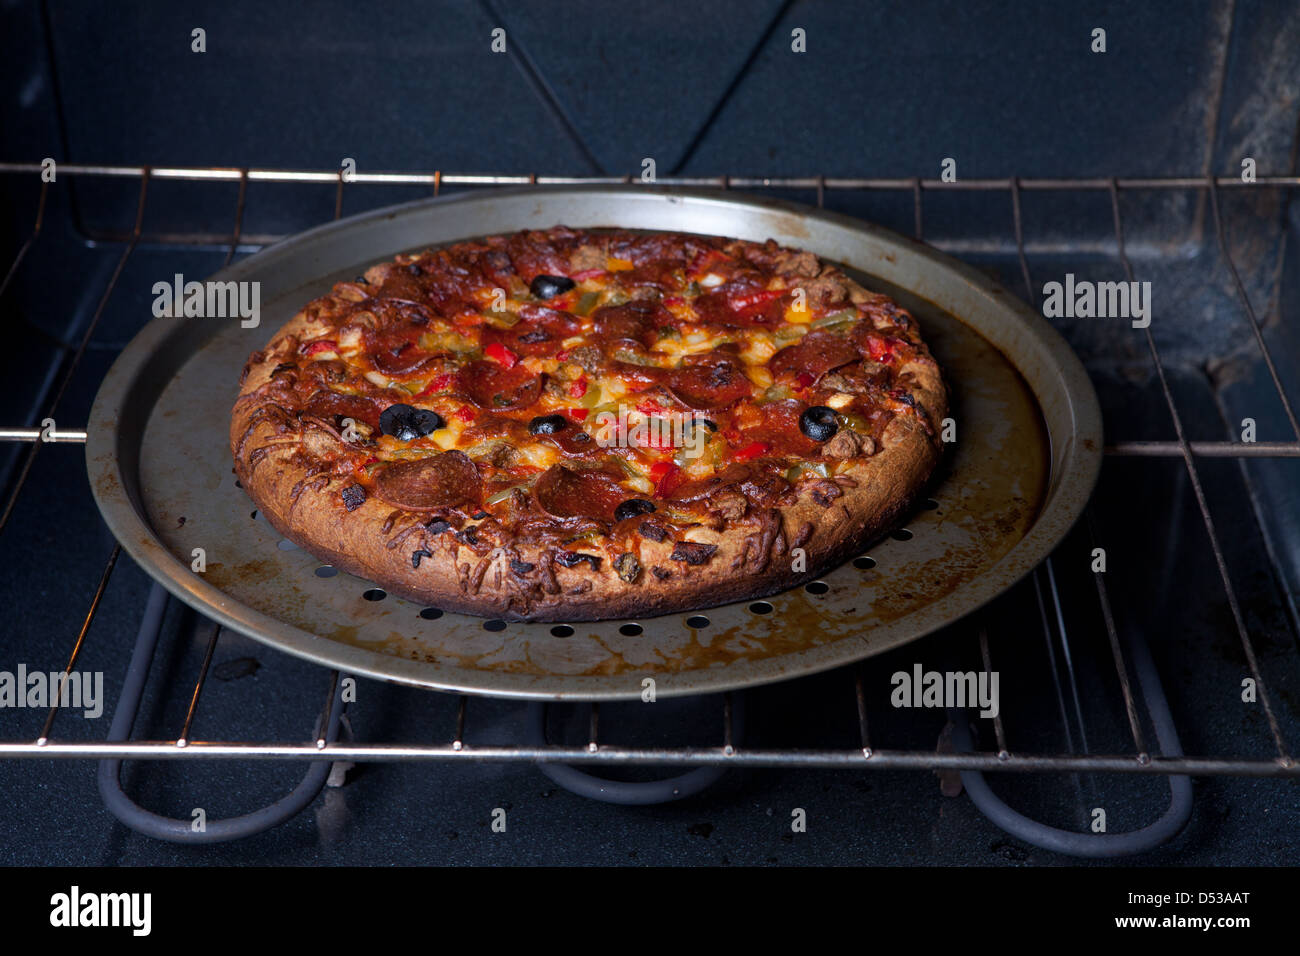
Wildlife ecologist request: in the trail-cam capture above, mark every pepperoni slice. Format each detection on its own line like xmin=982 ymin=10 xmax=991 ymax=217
xmin=503 ymin=234 xmax=569 ymax=280
xmin=665 ymin=473 xmax=726 ymax=504
xmin=478 ymin=248 xmax=519 ymax=288
xmin=301 ymin=391 xmax=382 ymax=431
xmin=688 ymin=291 xmax=738 ymax=328
xmin=457 ymin=359 xmax=543 ymax=410
xmin=591 ymin=302 xmax=664 ymax=348
xmin=532 ymin=465 xmax=626 ymax=522
xmin=681 ymin=342 xmax=742 ymax=366
xmin=373 ymin=349 xmax=439 ymax=377
xmin=769 ymin=330 xmax=860 ymax=383
xmin=667 ymin=360 xmax=754 ymax=410
xmin=610 ymin=362 xmax=668 ymax=391
xmin=520 ymin=303 xmax=582 ymax=329
xmin=483 ymin=305 xmax=582 ymax=357
xmin=621 ymin=259 xmax=684 ymax=290
xmin=362 ymin=328 xmax=434 ymax=376
xmin=372 ymin=451 xmax=482 ymax=512
xmin=423 ymin=283 xmax=475 ymax=321
xmin=691 ymin=282 xmax=786 ymax=328
xmin=364 ymin=324 xmax=452 ymax=376
xmin=367 ymin=272 xmax=425 ymax=304
xmin=539 ymin=423 xmax=601 ymax=458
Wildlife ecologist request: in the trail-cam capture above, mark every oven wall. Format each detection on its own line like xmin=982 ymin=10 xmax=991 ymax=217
xmin=2 ymin=1 xmax=1296 ymax=243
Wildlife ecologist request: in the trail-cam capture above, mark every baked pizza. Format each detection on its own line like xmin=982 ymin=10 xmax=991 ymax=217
xmin=231 ymin=227 xmax=947 ymax=621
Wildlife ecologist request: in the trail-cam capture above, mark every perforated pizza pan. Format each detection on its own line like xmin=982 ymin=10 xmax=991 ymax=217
xmin=87 ymin=186 xmax=1101 ymax=701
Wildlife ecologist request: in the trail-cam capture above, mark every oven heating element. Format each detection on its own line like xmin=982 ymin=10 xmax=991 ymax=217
xmin=0 ymin=163 xmax=1297 ymax=857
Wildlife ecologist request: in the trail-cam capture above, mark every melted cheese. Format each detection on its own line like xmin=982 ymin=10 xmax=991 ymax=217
xmin=624 ymin=475 xmax=654 ymax=495
xmin=518 ymin=443 xmax=560 ymax=470
xmin=784 ymin=303 xmax=814 ymax=324
xmin=739 ymin=331 xmax=776 ymax=365
xmin=337 ymin=327 xmax=362 ymax=351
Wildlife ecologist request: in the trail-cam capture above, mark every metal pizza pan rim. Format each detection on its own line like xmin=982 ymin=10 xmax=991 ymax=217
xmin=86 ymin=185 xmax=1102 ymax=701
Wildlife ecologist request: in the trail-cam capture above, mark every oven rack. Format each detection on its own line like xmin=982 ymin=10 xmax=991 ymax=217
xmin=0 ymin=165 xmax=1297 ymax=851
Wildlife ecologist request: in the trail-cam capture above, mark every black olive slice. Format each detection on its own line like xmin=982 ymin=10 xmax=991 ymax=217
xmin=380 ymin=403 xmax=445 ymax=441
xmin=527 ymin=414 xmax=569 ymax=435
xmin=529 ymin=274 xmax=576 ymax=299
xmin=799 ymin=405 xmax=839 ymax=442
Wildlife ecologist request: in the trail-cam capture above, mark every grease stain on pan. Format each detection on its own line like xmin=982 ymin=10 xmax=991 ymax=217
xmin=760 ymin=212 xmax=811 ymax=239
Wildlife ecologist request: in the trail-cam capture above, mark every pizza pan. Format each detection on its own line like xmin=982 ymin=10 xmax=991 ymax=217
xmin=87 ymin=186 xmax=1101 ymax=701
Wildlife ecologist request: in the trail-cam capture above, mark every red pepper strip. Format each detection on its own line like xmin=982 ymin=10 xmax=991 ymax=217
xmin=568 ymin=378 xmax=588 ymax=398
xmin=564 ymin=408 xmax=589 ymax=422
xmin=649 ymin=461 xmax=684 ymax=497
xmin=415 ymin=373 xmax=454 ymax=399
xmin=796 ymin=372 xmax=815 ymax=389
xmin=454 ymin=406 xmax=476 ymax=423
xmin=728 ymin=289 xmax=785 ymax=311
xmin=636 ymin=399 xmax=666 ymax=415
xmin=302 ymin=339 xmax=339 ymax=356
xmin=733 ymin=441 xmax=771 ymax=463
xmin=484 ymin=342 xmax=519 ymax=369
xmin=662 ymin=296 xmax=684 ymax=307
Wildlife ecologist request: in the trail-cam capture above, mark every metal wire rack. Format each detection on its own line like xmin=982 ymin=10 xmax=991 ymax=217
xmin=0 ymin=164 xmax=1297 ymax=849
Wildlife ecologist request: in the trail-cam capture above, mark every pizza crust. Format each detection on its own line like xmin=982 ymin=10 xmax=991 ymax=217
xmin=231 ymin=230 xmax=948 ymax=622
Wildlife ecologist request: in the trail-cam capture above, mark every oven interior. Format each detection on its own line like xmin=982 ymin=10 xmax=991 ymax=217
xmin=0 ymin=0 xmax=1297 ymax=863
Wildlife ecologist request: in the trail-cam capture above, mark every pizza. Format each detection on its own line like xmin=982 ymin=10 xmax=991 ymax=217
xmin=231 ymin=226 xmax=947 ymax=621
